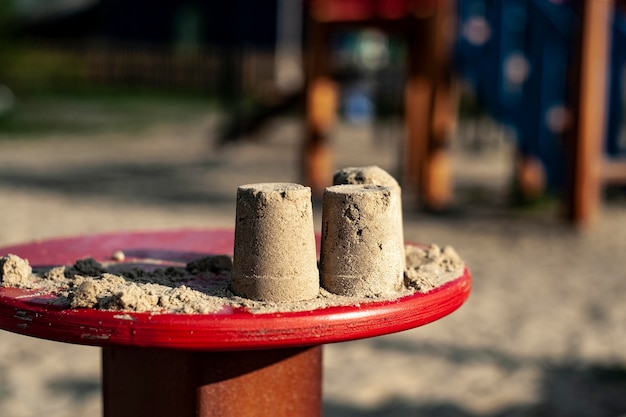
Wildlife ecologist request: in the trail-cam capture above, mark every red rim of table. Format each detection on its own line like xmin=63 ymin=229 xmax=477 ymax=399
xmin=0 ymin=229 xmax=471 ymax=351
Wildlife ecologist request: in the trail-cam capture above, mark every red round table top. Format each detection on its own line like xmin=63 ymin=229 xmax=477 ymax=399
xmin=0 ymin=229 xmax=470 ymax=351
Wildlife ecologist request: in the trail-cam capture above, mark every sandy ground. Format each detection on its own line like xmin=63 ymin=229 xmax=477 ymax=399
xmin=1 ymin=113 xmax=626 ymax=417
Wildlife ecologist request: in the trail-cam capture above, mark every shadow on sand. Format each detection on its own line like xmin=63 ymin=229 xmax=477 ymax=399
xmin=324 ymin=360 xmax=626 ymax=417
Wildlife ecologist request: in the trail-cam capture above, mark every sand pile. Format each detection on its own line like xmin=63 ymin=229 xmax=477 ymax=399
xmin=0 ymin=167 xmax=466 ymax=314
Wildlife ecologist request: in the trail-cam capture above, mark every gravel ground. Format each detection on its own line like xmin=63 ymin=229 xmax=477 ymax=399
xmin=1 ymin=113 xmax=625 ymax=417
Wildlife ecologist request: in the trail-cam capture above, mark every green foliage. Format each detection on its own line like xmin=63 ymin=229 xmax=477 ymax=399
xmin=0 ymin=43 xmax=84 ymax=92
xmin=0 ymin=1 xmax=15 ymax=34
xmin=0 ymin=90 xmax=214 ymax=139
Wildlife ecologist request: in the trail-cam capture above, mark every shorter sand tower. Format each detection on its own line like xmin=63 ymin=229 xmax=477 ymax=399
xmin=231 ymin=183 xmax=320 ymax=302
xmin=320 ymin=184 xmax=404 ymax=297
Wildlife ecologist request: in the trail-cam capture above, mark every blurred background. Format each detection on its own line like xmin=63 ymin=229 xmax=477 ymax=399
xmin=0 ymin=0 xmax=625 ymax=220
xmin=0 ymin=1 xmax=626 ymax=416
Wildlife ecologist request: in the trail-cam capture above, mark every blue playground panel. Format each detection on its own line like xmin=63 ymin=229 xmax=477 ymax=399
xmin=608 ymin=5 xmax=626 ymax=157
xmin=518 ymin=0 xmax=579 ymax=190
xmin=455 ymin=0 xmax=526 ymax=124
xmin=456 ymin=0 xmax=625 ymax=191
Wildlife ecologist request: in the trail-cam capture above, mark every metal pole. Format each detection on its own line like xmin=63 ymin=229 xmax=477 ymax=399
xmin=102 ymin=346 xmax=322 ymax=417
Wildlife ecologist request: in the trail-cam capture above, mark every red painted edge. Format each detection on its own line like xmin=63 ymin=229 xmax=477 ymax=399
xmin=0 ymin=230 xmax=471 ymax=351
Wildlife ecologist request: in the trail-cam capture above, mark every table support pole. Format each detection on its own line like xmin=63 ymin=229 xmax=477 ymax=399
xmin=102 ymin=345 xmax=322 ymax=417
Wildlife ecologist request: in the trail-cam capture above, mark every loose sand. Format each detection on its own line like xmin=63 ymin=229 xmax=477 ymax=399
xmin=0 ymin=242 xmax=463 ymax=314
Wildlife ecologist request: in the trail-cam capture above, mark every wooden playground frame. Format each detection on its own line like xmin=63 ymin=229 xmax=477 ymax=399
xmin=302 ymin=0 xmax=626 ymax=227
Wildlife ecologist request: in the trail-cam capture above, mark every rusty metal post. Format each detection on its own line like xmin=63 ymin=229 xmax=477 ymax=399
xmin=102 ymin=346 xmax=322 ymax=417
